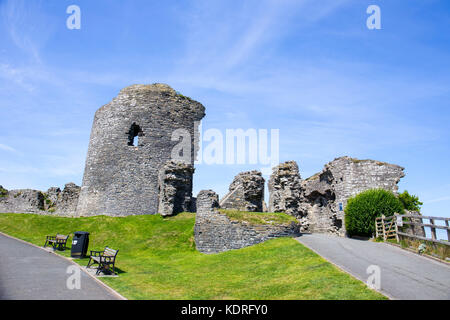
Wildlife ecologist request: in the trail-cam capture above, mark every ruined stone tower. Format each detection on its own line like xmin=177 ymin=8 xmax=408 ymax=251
xmin=76 ymin=84 xmax=205 ymax=216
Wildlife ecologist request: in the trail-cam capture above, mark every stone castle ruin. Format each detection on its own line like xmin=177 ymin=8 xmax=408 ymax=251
xmin=301 ymin=157 xmax=405 ymax=235
xmin=76 ymin=84 xmax=205 ymax=217
xmin=0 ymin=183 xmax=80 ymax=216
xmin=195 ymin=190 xmax=300 ymax=253
xmin=219 ymin=170 xmax=265 ymax=212
xmin=270 ymin=157 xmax=405 ymax=236
xmin=193 ymin=156 xmax=404 ymax=252
xmin=0 ymin=83 xmax=407 ymax=251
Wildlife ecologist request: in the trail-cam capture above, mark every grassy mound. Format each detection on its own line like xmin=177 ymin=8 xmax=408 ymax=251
xmin=218 ymin=209 xmax=298 ymax=225
xmin=0 ymin=213 xmax=385 ymax=300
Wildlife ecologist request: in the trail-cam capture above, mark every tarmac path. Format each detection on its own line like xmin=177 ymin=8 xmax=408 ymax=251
xmin=296 ymin=233 xmax=450 ymax=300
xmin=0 ymin=233 xmax=121 ymax=300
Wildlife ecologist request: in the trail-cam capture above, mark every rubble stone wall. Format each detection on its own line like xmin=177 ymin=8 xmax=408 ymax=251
xmin=219 ymin=171 xmax=265 ymax=212
xmin=302 ymin=157 xmax=405 ymax=236
xmin=76 ymin=84 xmax=205 ymax=216
xmin=0 ymin=183 xmax=81 ymax=216
xmin=158 ymin=160 xmax=195 ymax=217
xmin=194 ymin=190 xmax=300 ymax=253
xmin=0 ymin=189 xmax=45 ymax=214
xmin=268 ymin=161 xmax=303 ymax=217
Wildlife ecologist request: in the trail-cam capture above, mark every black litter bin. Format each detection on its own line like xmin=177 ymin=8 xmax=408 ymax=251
xmin=71 ymin=231 xmax=89 ymax=258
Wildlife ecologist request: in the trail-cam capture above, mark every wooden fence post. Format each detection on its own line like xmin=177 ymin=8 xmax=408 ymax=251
xmin=430 ymin=218 xmax=437 ymax=240
xmin=381 ymin=215 xmax=386 ymax=241
xmin=394 ymin=215 xmax=399 ymax=242
xmin=446 ymin=220 xmax=450 ymax=242
xmin=375 ymin=219 xmax=379 ymax=239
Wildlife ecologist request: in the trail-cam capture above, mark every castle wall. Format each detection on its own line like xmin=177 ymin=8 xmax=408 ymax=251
xmin=76 ymin=84 xmax=205 ymax=216
xmin=194 ymin=190 xmax=300 ymax=254
xmin=268 ymin=161 xmax=303 ymax=217
xmin=0 ymin=189 xmax=45 ymax=214
xmin=219 ymin=170 xmax=265 ymax=212
xmin=0 ymin=183 xmax=80 ymax=216
xmin=266 ymin=157 xmax=405 ymax=236
xmin=158 ymin=160 xmax=195 ymax=217
xmin=48 ymin=183 xmax=81 ymax=216
xmin=302 ymin=157 xmax=405 ymax=236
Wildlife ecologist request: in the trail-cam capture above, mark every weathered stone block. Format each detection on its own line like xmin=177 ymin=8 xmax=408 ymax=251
xmin=220 ymin=170 xmax=265 ymax=212
xmin=268 ymin=161 xmax=304 ymax=217
xmin=196 ymin=189 xmax=219 ymax=213
xmin=158 ymin=160 xmax=194 ymax=217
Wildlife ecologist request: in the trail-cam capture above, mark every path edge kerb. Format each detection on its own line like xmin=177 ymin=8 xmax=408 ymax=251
xmin=295 ymin=236 xmax=394 ymax=300
xmin=0 ymin=231 xmax=127 ymax=300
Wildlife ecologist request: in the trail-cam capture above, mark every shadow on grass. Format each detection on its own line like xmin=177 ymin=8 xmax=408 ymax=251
xmin=71 ymin=256 xmax=127 ymax=275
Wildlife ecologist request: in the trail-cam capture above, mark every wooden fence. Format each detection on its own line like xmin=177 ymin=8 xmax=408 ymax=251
xmin=375 ymin=215 xmax=398 ymax=241
xmin=375 ymin=214 xmax=450 ymax=246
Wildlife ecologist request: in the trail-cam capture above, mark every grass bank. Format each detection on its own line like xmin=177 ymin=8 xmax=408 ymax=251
xmin=218 ymin=209 xmax=298 ymax=225
xmin=0 ymin=213 xmax=385 ymax=300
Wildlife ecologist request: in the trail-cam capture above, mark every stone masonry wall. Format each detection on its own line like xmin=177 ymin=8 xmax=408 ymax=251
xmin=268 ymin=161 xmax=304 ymax=217
xmin=219 ymin=171 xmax=265 ymax=212
xmin=0 ymin=189 xmax=45 ymax=214
xmin=194 ymin=190 xmax=300 ymax=254
xmin=302 ymin=156 xmax=405 ymax=236
xmin=158 ymin=160 xmax=195 ymax=217
xmin=266 ymin=157 xmax=405 ymax=236
xmin=0 ymin=183 xmax=80 ymax=216
xmin=76 ymin=84 xmax=205 ymax=216
xmin=46 ymin=183 xmax=81 ymax=216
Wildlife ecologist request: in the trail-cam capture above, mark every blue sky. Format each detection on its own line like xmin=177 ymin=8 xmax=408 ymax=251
xmin=0 ymin=0 xmax=449 ymax=221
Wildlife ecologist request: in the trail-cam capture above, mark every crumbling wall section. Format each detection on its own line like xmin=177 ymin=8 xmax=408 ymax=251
xmin=268 ymin=161 xmax=304 ymax=217
xmin=0 ymin=183 xmax=80 ymax=216
xmin=194 ymin=190 xmax=300 ymax=254
xmin=47 ymin=183 xmax=81 ymax=216
xmin=219 ymin=171 xmax=265 ymax=212
xmin=302 ymin=157 xmax=405 ymax=236
xmin=0 ymin=188 xmax=45 ymax=214
xmin=158 ymin=160 xmax=194 ymax=216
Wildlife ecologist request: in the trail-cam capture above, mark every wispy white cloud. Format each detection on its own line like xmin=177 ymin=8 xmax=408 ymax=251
xmin=0 ymin=63 xmax=36 ymax=92
xmin=425 ymin=196 xmax=450 ymax=204
xmin=0 ymin=143 xmax=16 ymax=153
xmin=0 ymin=0 xmax=57 ymax=63
xmin=174 ymin=0 xmax=308 ymax=76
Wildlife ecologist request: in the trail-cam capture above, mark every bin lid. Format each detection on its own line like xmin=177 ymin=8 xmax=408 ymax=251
xmin=74 ymin=231 xmax=90 ymax=235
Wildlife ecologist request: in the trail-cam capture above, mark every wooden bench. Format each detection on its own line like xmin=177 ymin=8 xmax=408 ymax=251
xmin=87 ymin=247 xmax=119 ymax=275
xmin=44 ymin=234 xmax=69 ymax=251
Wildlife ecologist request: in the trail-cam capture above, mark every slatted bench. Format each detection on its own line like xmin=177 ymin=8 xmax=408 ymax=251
xmin=44 ymin=234 xmax=70 ymax=251
xmin=87 ymin=247 xmax=119 ymax=275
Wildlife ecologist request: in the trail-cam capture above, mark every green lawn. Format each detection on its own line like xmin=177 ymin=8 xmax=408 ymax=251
xmin=218 ymin=209 xmax=298 ymax=225
xmin=0 ymin=213 xmax=386 ymax=300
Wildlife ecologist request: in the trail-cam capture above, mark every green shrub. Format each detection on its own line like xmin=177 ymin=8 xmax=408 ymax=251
xmin=345 ymin=189 xmax=404 ymax=237
xmin=0 ymin=186 xmax=7 ymax=197
xmin=398 ymin=190 xmax=423 ymax=212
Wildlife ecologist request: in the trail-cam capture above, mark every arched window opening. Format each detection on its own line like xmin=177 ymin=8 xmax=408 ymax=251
xmin=127 ymin=123 xmax=144 ymax=146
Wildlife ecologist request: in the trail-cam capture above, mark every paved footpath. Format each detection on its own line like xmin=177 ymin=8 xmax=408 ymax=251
xmin=0 ymin=233 xmax=120 ymax=300
xmin=296 ymin=233 xmax=450 ymax=300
